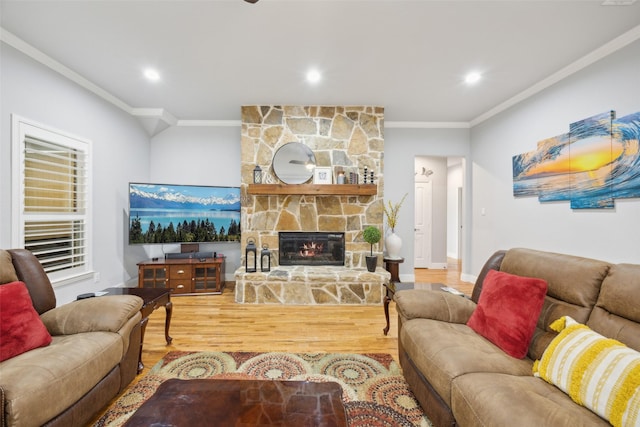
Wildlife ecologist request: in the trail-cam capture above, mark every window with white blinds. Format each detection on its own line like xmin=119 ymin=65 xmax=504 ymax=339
xmin=12 ymin=116 xmax=92 ymax=285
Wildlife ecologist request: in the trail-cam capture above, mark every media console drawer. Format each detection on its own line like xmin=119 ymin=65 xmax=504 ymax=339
xmin=138 ymin=257 xmax=225 ymax=294
xmin=169 ymin=265 xmax=190 ymax=294
xmin=169 ymin=266 xmax=189 ymax=278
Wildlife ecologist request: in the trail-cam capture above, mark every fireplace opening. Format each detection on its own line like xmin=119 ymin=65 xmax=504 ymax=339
xmin=279 ymin=232 xmax=345 ymax=266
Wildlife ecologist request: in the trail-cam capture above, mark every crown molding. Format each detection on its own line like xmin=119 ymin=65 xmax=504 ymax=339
xmin=4 ymin=23 xmax=639 ymax=133
xmin=470 ymin=24 xmax=640 ymax=127
xmin=177 ymin=120 xmax=242 ymax=127
xmin=175 ymin=120 xmax=471 ymax=129
xmin=131 ymin=108 xmax=177 ymax=123
xmin=1 ymin=27 xmax=134 ymax=115
xmin=385 ymin=121 xmax=470 ymax=129
xmin=131 ymin=108 xmax=178 ymax=136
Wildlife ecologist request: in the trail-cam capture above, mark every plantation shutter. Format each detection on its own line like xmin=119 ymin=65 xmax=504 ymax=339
xmin=13 ymin=116 xmax=92 ymax=284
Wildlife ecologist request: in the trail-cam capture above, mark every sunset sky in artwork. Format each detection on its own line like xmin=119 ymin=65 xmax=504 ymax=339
xmin=512 ymin=110 xmax=640 ymax=209
xmin=524 ymin=137 xmax=623 ymax=177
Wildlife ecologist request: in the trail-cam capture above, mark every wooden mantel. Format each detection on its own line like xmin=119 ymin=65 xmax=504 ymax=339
xmin=247 ymin=184 xmax=377 ymax=196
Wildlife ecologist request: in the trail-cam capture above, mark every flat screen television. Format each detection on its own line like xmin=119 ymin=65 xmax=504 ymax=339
xmin=128 ymin=183 xmax=241 ymax=244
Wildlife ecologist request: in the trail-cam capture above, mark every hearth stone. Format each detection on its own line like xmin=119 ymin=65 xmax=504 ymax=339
xmin=234 ymin=266 xmax=390 ymax=305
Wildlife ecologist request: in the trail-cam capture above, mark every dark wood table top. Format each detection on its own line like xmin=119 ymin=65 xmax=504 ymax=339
xmin=102 ymin=287 xmax=170 ymax=304
xmin=385 ymin=282 xmax=444 ymax=294
xmin=383 ymin=257 xmax=405 ymax=263
xmin=137 ymin=257 xmax=223 ymax=266
xmin=123 ymin=378 xmax=348 ymax=427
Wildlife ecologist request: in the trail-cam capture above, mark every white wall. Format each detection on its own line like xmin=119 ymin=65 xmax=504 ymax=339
xmin=142 ymin=126 xmax=243 ymax=279
xmin=1 ymin=44 xmax=150 ymax=304
xmin=469 ymin=39 xmax=640 ymax=276
xmin=383 ymin=127 xmax=471 ymax=281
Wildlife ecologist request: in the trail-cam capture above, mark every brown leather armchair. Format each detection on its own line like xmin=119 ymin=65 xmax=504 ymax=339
xmin=0 ymin=249 xmax=143 ymax=427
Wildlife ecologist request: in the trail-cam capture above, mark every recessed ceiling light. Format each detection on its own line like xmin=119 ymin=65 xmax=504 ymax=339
xmin=144 ymin=68 xmax=161 ymax=82
xmin=306 ymin=69 xmax=321 ymax=84
xmin=465 ymin=72 xmax=481 ymax=85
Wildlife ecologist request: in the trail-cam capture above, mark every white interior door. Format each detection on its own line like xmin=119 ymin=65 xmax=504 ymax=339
xmin=414 ymin=181 xmax=432 ymax=268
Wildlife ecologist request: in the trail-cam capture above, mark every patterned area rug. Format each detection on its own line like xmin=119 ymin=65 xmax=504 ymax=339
xmin=94 ymin=351 xmax=431 ymax=426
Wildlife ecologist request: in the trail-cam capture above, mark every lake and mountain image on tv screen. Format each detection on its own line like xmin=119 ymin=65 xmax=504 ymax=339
xmin=129 ymin=183 xmax=241 ymax=244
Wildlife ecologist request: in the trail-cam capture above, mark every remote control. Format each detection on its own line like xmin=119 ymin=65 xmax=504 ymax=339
xmin=440 ymin=286 xmax=465 ymax=296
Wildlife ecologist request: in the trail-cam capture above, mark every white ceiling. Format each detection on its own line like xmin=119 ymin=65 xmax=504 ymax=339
xmin=2 ymin=0 xmax=640 ymax=129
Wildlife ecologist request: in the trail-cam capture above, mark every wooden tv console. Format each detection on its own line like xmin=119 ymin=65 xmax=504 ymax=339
xmin=137 ymin=257 xmax=225 ymax=295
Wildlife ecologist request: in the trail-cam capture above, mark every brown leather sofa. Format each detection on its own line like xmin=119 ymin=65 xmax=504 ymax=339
xmin=0 ymin=249 xmax=143 ymax=427
xmin=395 ymin=248 xmax=640 ymax=427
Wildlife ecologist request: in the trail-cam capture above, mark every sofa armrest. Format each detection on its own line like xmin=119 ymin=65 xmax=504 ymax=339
xmin=40 ymin=295 xmax=143 ymax=335
xmin=395 ymin=289 xmax=476 ymax=324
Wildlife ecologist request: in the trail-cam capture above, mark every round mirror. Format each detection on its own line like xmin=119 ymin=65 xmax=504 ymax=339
xmin=272 ymin=142 xmax=316 ymax=184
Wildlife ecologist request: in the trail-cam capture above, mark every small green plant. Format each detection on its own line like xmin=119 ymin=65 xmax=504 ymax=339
xmin=363 ymin=226 xmax=381 ymax=256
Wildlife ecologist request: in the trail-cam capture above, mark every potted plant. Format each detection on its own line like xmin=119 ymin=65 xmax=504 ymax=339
xmin=363 ymin=226 xmax=381 ymax=272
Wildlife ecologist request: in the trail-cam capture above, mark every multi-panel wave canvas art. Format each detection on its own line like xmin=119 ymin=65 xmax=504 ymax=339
xmin=512 ymin=110 xmax=640 ymax=209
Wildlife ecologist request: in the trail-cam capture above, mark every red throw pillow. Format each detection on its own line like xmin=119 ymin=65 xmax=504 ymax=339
xmin=467 ymin=270 xmax=547 ymax=359
xmin=0 ymin=281 xmax=52 ymax=362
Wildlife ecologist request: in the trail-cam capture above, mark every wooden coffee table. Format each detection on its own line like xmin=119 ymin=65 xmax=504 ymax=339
xmin=123 ymin=378 xmax=348 ymax=426
xmin=102 ymin=287 xmax=172 ymax=372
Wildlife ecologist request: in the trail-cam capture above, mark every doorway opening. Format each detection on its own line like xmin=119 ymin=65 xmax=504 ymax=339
xmin=413 ymin=156 xmax=464 ymax=270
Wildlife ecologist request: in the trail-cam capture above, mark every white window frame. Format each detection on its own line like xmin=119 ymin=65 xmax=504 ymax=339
xmin=12 ymin=115 xmax=93 ymax=286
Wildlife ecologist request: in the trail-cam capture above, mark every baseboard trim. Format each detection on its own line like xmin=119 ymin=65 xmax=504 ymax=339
xmin=399 ymin=273 xmax=415 ymax=283
xmin=429 ymin=263 xmax=448 ymax=269
xmin=461 ymin=273 xmax=477 ymax=284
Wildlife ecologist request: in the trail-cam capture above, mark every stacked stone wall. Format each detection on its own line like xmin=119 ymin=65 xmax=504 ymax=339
xmin=240 ymin=105 xmax=385 ymax=267
xmin=236 ymin=105 xmax=389 ymax=305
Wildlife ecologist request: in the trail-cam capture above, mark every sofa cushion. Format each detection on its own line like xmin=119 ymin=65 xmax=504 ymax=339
xmin=533 ymin=316 xmax=640 ymax=427
xmin=400 ymin=318 xmax=532 ymax=406
xmin=7 ymin=248 xmax=57 ymax=314
xmin=395 ymin=288 xmax=476 ymax=325
xmin=0 ymin=331 xmax=124 ymax=427
xmin=451 ymin=372 xmax=610 ymax=427
xmin=0 ymin=249 xmax=19 ymax=284
xmin=499 ymin=248 xmax=610 ymax=360
xmin=41 ymin=294 xmax=144 ymax=335
xmin=588 ymin=263 xmax=640 ymax=352
xmin=0 ymin=281 xmax=52 ymax=362
xmin=467 ymin=270 xmax=547 ymax=358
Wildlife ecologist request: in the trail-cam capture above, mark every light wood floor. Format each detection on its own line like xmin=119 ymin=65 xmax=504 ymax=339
xmin=138 ymin=259 xmax=472 ymax=371
xmin=90 ymin=259 xmax=473 ymax=423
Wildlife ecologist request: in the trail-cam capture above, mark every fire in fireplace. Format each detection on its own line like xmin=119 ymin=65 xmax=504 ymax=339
xmin=279 ymin=232 xmax=345 ymax=266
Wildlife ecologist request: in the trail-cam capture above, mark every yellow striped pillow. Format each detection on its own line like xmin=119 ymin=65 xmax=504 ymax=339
xmin=533 ymin=316 xmax=640 ymax=427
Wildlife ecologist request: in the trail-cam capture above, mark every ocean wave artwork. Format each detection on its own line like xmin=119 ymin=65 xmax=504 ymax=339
xmin=512 ymin=110 xmax=640 ymax=209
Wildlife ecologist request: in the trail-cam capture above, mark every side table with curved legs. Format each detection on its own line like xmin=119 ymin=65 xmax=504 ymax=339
xmin=383 ymin=257 xmax=404 ymax=283
xmin=382 ymin=257 xmax=405 ymax=336
xmin=102 ymin=287 xmax=173 ymax=372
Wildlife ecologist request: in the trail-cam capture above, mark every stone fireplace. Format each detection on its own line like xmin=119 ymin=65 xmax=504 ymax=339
xmin=234 ymin=105 xmax=390 ymax=305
